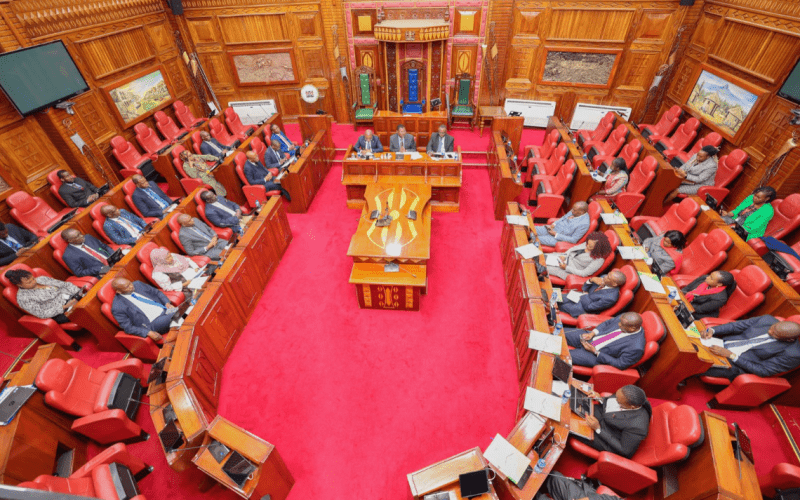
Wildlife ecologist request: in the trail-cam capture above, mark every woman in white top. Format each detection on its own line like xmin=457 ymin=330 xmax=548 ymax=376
xmin=149 ymin=247 xmax=200 ymax=293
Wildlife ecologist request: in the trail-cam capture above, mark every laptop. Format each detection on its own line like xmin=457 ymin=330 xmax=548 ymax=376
xmin=222 ymin=451 xmax=257 ymax=488
xmin=459 ymin=469 xmax=491 ymax=499
xmin=552 ymin=357 xmax=572 ymax=383
xmin=158 ymin=420 xmax=184 ymax=452
xmin=569 ymin=387 xmax=592 ymax=418
xmin=674 ymin=301 xmax=695 ymax=329
xmin=0 ymin=386 xmax=37 ymax=424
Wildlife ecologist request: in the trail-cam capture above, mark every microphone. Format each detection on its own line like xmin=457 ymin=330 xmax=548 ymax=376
xmin=128 ymin=397 xmax=166 ymax=409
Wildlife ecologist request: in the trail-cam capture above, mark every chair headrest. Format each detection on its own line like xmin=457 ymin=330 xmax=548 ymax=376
xmin=641 ymin=310 xmax=665 ymax=343
xmin=0 ymin=263 xmax=34 ymax=287
xmin=50 ymin=231 xmax=67 ymax=251
xmin=167 ymin=213 xmax=182 ymax=233
xmin=675 ymin=197 xmax=700 ymax=220
xmin=191 ymin=131 xmax=201 ymax=143
xmin=703 ymin=132 xmax=722 ymax=148
xmin=776 ymin=194 xmax=800 ymax=218
xmin=588 ymin=201 xmax=602 ymax=219
xmin=733 ymin=265 xmax=771 ymax=294
xmin=174 ymin=100 xmax=185 ymax=110
xmin=36 ymin=358 xmax=74 ymax=394
xmin=605 ymin=229 xmax=621 ymax=248
xmin=663 ymin=404 xmax=702 ymax=447
xmin=136 ymin=241 xmax=158 ymax=267
xmin=110 ymin=136 xmax=126 ymax=150
xmin=97 ymin=280 xmax=116 ymax=304
xmin=209 ymin=118 xmax=222 ymax=129
xmin=628 ymin=139 xmax=643 ymax=153
xmin=641 ymin=156 xmax=658 ymax=174
xmin=548 ymin=128 xmax=560 ymax=141
xmin=47 ymin=170 xmax=63 ymax=187
xmin=195 ymin=189 xmax=209 ymax=206
xmin=172 ymin=145 xmax=185 ymax=159
xmin=133 ymin=123 xmax=148 ymax=135
xmin=669 ymin=105 xmax=682 ymax=117
xmin=89 ymin=202 xmax=108 ymax=221
xmin=7 ymin=191 xmax=34 ymax=209
xmin=122 ymin=180 xmax=136 ymax=196
xmin=555 ymin=142 xmax=568 ymax=157
xmin=703 ymin=228 xmax=733 ymax=252
xmin=721 ymin=149 xmax=748 ymax=169
xmin=224 ymin=107 xmax=235 ymax=119
xmin=785 ymin=315 xmax=800 ymax=325
xmin=684 ymin=117 xmax=700 ymax=130
xmin=234 ymin=152 xmax=247 ymax=168
xmin=154 ymin=111 xmax=167 ymax=124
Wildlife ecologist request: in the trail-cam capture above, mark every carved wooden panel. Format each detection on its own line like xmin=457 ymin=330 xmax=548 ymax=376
xmin=741 ymin=96 xmax=795 ymax=165
xmin=187 ymin=18 xmax=220 ymax=45
xmin=74 ymin=27 xmax=156 ymax=80
xmin=690 ymin=13 xmax=723 ymax=53
xmin=387 ymin=43 xmax=398 ymax=111
xmin=451 ymin=44 xmax=478 ymax=79
xmin=616 ymin=51 xmax=659 ymax=91
xmin=351 ymin=9 xmax=377 ymax=36
xmin=455 ymin=7 xmax=481 ymax=36
xmin=710 ymin=21 xmax=798 ymax=83
xmin=73 ymin=91 xmax=117 ymax=145
xmin=277 ymin=89 xmax=302 ymax=118
xmin=0 ymin=121 xmax=66 ymax=189
xmin=431 ymin=41 xmax=444 ymax=102
xmin=634 ymin=10 xmax=676 ymax=44
xmin=510 ymin=46 xmax=538 ymax=80
xmin=146 ymin=22 xmax=174 ymax=56
xmin=513 ymin=8 xmax=542 ymax=39
xmin=548 ymin=8 xmax=634 ymax=43
xmin=300 ymin=46 xmax=327 ymax=79
xmin=0 ymin=93 xmax=22 ymax=129
xmin=292 ymin=11 xmax=321 ymax=39
xmin=218 ymin=14 xmax=289 ymax=45
xmin=198 ymin=52 xmax=233 ymax=91
xmin=354 ymin=45 xmax=380 ymax=71
xmin=165 ymin=59 xmax=191 ymax=97
xmin=668 ymin=57 xmax=698 ymax=103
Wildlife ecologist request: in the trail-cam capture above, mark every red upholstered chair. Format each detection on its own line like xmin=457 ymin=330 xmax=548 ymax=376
xmin=629 ymin=196 xmax=700 ymax=236
xmin=168 ymin=213 xmax=189 ymax=254
xmin=677 ymin=149 xmax=747 ymax=203
xmin=759 ymin=463 xmax=800 ymax=498
xmin=250 ymin=136 xmax=268 ymax=161
xmin=194 ymin=189 xmax=234 ymax=239
xmin=654 ymin=118 xmax=700 ymax=155
xmin=0 ymin=264 xmax=82 ymax=348
xmin=90 ymin=202 xmax=118 ymax=246
xmin=171 ymin=145 xmax=211 ymax=194
xmin=174 ymin=100 xmax=207 ymax=129
xmin=558 ymin=265 xmax=640 ymax=326
xmin=592 ymin=139 xmax=643 ymax=171
xmin=234 ymin=152 xmax=281 ymax=209
xmin=549 ymin=229 xmax=620 ymax=287
xmin=528 ymin=160 xmax=576 ymax=218
xmin=224 ymin=107 xmax=255 ymax=140
xmin=122 ymin=179 xmax=159 ymax=224
xmin=585 ymin=125 xmax=629 ymax=162
xmin=6 ymin=191 xmax=75 ymax=237
xmin=527 ymin=142 xmax=568 ymax=177
xmin=96 ymin=281 xmax=161 ymax=362
xmin=154 ymin=110 xmax=189 ymax=142
xmin=576 ymin=112 xmax=615 ymax=147
xmin=136 ymin=241 xmax=209 ymax=297
xmin=523 ymin=128 xmax=561 ymax=166
xmin=209 ymin=118 xmax=238 ymax=148
xmin=699 ymin=265 xmax=770 ymax=328
xmin=110 ymin=136 xmax=156 ymax=178
xmin=666 ymin=132 xmax=723 ymax=165
xmin=35 ymin=357 xmax=149 ymax=443
xmin=570 ymin=402 xmax=703 ymax=495
xmin=671 ymin=228 xmax=733 ymax=287
xmin=191 ymin=131 xmax=203 ymax=155
xmin=639 ymin=105 xmax=681 ymax=142
xmin=133 ymin=123 xmax=170 ymax=155
xmin=613 ymin=156 xmax=658 ymax=218
xmin=764 ymin=194 xmax=800 ymax=240
xmin=47 ymin=169 xmax=72 ymax=208
xmin=570 ymin=310 xmax=665 ymax=394
xmin=596 ymin=486 xmax=621 ymax=498
xmin=541 ymin=202 xmax=602 ymax=253
xmin=48 ymin=232 xmax=99 ymax=288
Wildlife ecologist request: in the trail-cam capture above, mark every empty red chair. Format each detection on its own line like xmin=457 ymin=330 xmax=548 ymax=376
xmin=48 ymin=233 xmax=100 ymax=288
xmin=613 ymin=156 xmax=658 ymax=218
xmin=47 ymin=169 xmax=72 ymax=208
xmin=571 ymin=402 xmax=703 ymax=494
xmin=35 ymin=357 xmax=149 ymax=443
xmin=541 ymin=202 xmax=602 ymax=253
xmin=224 ymin=107 xmax=255 ymax=140
xmin=95 ymin=281 xmax=167 ymax=362
xmin=639 ymin=105 xmax=681 ymax=142
xmin=765 ymin=194 xmax=800 ymax=239
xmin=654 ymin=118 xmax=700 ymax=154
xmin=558 ymin=265 xmax=640 ymax=326
xmin=1 ymin=264 xmax=82 ymax=348
xmin=6 ymin=191 xmax=75 ymax=237
xmin=234 ymin=152 xmax=281 ymax=209
xmin=592 ymin=139 xmax=643 ymax=171
xmin=700 ymin=265 xmax=770 ymax=328
xmin=133 ymin=123 xmax=170 ymax=156
xmin=576 ymin=112 xmax=615 ymax=147
xmin=250 ymin=136 xmax=267 ymax=160
xmin=759 ymin=463 xmax=800 ymax=497
xmin=122 ymin=179 xmax=160 ymax=224
xmin=209 ymin=118 xmax=239 ymax=148
xmin=528 ymin=142 xmax=568 ymax=177
xmin=110 ymin=136 xmax=157 ymax=178
xmin=154 ymin=110 xmax=189 ymax=142
xmin=194 ymin=188 xmax=234 ymax=239
xmin=173 ymin=100 xmax=207 ymax=128
xmin=630 ymin=197 xmax=700 ymax=237
xmin=679 ymin=149 xmax=747 ymax=203
xmin=528 ymin=160 xmax=576 ymax=218
xmin=671 ymin=228 xmax=733 ymax=287
xmin=570 ymin=310 xmax=664 ymax=393
xmin=667 ymin=132 xmax=722 ymax=165
xmin=523 ymin=128 xmax=561 ymax=165
xmin=549 ymin=229 xmax=620 ymax=287
xmin=585 ymin=125 xmax=629 ymax=162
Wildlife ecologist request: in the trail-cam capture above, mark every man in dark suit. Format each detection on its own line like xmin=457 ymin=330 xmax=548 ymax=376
xmin=564 ymin=312 xmax=645 ymax=370
xmin=199 ymin=131 xmax=232 ymax=160
xmin=577 ymin=385 xmax=651 ymax=459
xmin=130 ymin=175 xmax=175 ymax=219
xmin=426 ymin=124 xmax=455 ymax=155
xmin=264 ymin=139 xmax=288 ymax=171
xmin=389 ymin=124 xmax=416 ymax=152
xmin=701 ymin=315 xmax=800 ymax=380
xmin=200 ymin=190 xmax=246 ymax=234
xmin=110 ymin=277 xmax=177 ymax=343
xmin=100 ymin=205 xmax=147 ymax=245
xmin=243 ymin=151 xmax=291 ymax=201
xmin=354 ymin=129 xmax=383 ymax=154
xmin=61 ymin=228 xmax=113 ymax=278
xmin=542 ymin=472 xmax=623 ymax=500
xmin=560 ymin=270 xmax=626 ymax=318
xmin=176 ymin=214 xmax=228 ymax=259
xmin=57 ymin=170 xmax=100 ymax=208
xmin=0 ymin=221 xmax=38 ymax=265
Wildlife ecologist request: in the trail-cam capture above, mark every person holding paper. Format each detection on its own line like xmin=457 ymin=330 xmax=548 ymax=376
xmin=560 ymin=270 xmax=626 ymax=318
xmin=589 ymin=158 xmax=628 ymax=203
xmin=699 ymin=316 xmax=800 ymax=381
xmin=542 ymin=472 xmax=624 ymax=500
xmin=534 ymin=202 xmax=590 ymax=247
xmin=574 ymin=385 xmax=651 ymax=459
xmin=546 ymin=232 xmax=613 ymax=280
xmin=641 ymin=230 xmax=686 ymax=275
xmin=681 ymin=271 xmax=736 ymax=319
xmin=564 ymin=312 xmax=645 ymax=370
xmin=149 ymin=247 xmax=200 ymax=299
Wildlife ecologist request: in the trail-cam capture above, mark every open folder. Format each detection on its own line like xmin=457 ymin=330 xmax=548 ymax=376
xmin=484 ymin=434 xmax=531 ymax=484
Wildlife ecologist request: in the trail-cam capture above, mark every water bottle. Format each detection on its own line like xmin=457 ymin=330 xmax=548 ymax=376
xmin=533 ymin=457 xmax=547 ymax=474
xmin=553 ymin=323 xmax=563 ymax=336
xmin=562 ymin=388 xmax=571 ymax=404
xmin=668 ymin=289 xmax=678 ymax=302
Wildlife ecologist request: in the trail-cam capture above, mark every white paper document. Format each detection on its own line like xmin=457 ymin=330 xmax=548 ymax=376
xmin=700 ymin=337 xmax=724 ymax=348
xmin=409 ymin=152 xmax=423 ymax=160
xmin=638 ymin=272 xmax=666 ymax=294
xmin=545 ymin=254 xmax=562 ymax=267
xmin=700 ymin=204 xmax=712 ymax=211
xmin=188 ymin=276 xmax=209 ymax=290
xmin=505 ymin=215 xmax=530 ymax=227
xmin=618 ymin=246 xmax=649 ymax=260
xmin=529 ymin=330 xmax=563 ymax=355
xmin=515 ymin=243 xmax=543 ymax=259
xmin=484 ymin=434 xmax=531 ymax=484
xmin=551 ymin=380 xmax=571 ymax=397
xmin=566 ymin=290 xmax=584 ymax=303
xmin=600 ymin=213 xmax=626 ymax=225
xmin=524 ymin=387 xmax=562 ymax=421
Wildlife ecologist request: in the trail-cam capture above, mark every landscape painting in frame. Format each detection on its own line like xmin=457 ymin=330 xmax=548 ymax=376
xmin=686 ymin=69 xmax=758 ymax=140
xmin=108 ymin=69 xmax=171 ymax=124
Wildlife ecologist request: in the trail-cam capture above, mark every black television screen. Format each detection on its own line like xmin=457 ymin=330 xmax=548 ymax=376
xmin=0 ymin=40 xmax=89 ymax=116
xmin=778 ymin=58 xmax=800 ymax=104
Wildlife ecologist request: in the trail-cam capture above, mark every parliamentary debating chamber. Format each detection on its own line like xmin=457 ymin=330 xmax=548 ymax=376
xmin=2 ymin=0 xmax=800 ymax=499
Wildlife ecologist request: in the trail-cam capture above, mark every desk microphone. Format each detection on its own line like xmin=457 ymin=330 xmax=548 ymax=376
xmin=128 ymin=397 xmax=167 ymax=409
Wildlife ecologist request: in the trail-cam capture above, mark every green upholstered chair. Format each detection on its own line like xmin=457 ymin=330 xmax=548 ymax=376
xmin=352 ymin=66 xmax=378 ymax=130
xmin=450 ymin=73 xmax=476 ymax=130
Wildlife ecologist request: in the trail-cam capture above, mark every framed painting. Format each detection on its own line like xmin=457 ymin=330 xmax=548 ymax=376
xmin=539 ymin=47 xmax=622 ymax=88
xmin=103 ymin=66 xmax=174 ymax=128
xmin=228 ymin=49 xmax=299 ymax=86
xmin=684 ymin=64 xmax=765 ymax=143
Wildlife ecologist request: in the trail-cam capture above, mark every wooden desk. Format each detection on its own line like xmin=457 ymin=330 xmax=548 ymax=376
xmin=349 ymin=263 xmax=427 ymax=311
xmin=341 ymin=147 xmax=462 ymax=212
xmin=181 ymin=282 xmax=246 ymax=362
xmin=547 ymin=117 xmax=601 ymax=203
xmin=236 ymin=197 xmax=291 ymax=288
xmin=479 ymin=106 xmax=507 ymax=137
xmin=373 ymin=110 xmax=448 ymax=149
xmin=488 ymin=131 xmax=523 ymax=220
xmin=193 ymin=415 xmax=294 ymax=500
xmin=656 ymin=411 xmax=760 ymax=500
xmin=166 ymin=330 xmax=223 ymax=418
xmin=155 ymin=381 xmax=211 ymax=473
xmin=407 ymin=447 xmax=499 ymax=500
xmin=282 ymin=125 xmax=335 ymax=214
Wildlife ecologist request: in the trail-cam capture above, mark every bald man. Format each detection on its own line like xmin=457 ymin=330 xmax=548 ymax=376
xmin=560 ymin=270 xmax=627 ymax=318
xmin=110 ymin=277 xmax=177 ymax=342
xmin=176 ymin=214 xmax=228 ymax=259
xmin=61 ymin=228 xmax=114 ymax=277
xmin=100 ymin=205 xmax=146 ymax=245
xmin=564 ymin=312 xmax=645 ymax=370
xmin=534 ymin=201 xmax=591 ymax=247
xmin=199 ymin=130 xmax=232 ymax=159
xmin=701 ymin=315 xmax=800 ymax=380
xmin=354 ymin=129 xmax=383 ymax=154
xmin=130 ymin=175 xmax=174 ymax=219
xmin=243 ymin=150 xmax=291 ymax=201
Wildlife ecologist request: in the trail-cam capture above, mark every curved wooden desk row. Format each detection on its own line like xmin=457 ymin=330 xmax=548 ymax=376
xmin=488 ymin=128 xmax=523 ymax=221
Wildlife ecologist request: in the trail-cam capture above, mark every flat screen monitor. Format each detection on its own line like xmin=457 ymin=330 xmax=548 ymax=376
xmin=158 ymin=420 xmax=184 ymax=452
xmin=0 ymin=40 xmax=89 ymax=116
xmin=778 ymin=58 xmax=800 ymax=104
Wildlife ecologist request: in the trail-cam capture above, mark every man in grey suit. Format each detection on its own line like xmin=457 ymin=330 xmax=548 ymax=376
xmin=354 ymin=129 xmax=383 ymax=154
xmin=534 ymin=201 xmax=591 ymax=247
xmin=176 ymin=214 xmax=228 ymax=260
xmin=389 ymin=124 xmax=416 ymax=152
xmin=426 ymin=125 xmax=454 ymax=155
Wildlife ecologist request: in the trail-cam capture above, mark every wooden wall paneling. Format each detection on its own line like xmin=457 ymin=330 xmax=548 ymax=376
xmin=293 ymin=11 xmax=323 ymax=40
xmin=483 ymin=0 xmax=514 ymax=105
xmin=451 ymin=44 xmax=478 ymax=79
xmin=72 ymin=26 xmax=157 ymax=81
xmin=0 ymin=120 xmax=69 ymax=194
xmin=455 ymin=7 xmax=482 ymax=36
xmin=277 ymin=89 xmax=303 ymax=119
xmin=218 ymin=13 xmax=289 ymax=45
xmin=547 ymin=6 xmax=635 ymax=44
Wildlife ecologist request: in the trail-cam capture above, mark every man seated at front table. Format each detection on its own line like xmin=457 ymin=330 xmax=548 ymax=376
xmin=5 ymin=269 xmax=83 ymax=325
xmin=57 ymin=170 xmax=100 ymax=208
xmin=244 ymin=150 xmax=292 ymax=201
xmin=564 ymin=312 xmax=645 ymax=370
xmin=111 ymin=277 xmax=177 ymax=343
xmin=390 ymin=124 xmax=416 ymax=153
xmin=560 ymin=270 xmax=626 ymax=318
xmin=176 ymin=214 xmax=228 ymax=260
xmin=700 ymin=315 xmax=800 ymax=380
xmin=576 ymin=385 xmax=651 ymax=459
xmin=0 ymin=221 xmax=38 ymax=266
xmin=355 ymin=129 xmax=383 ymax=155
xmin=100 ymin=205 xmax=147 ymax=246
xmin=130 ymin=175 xmax=174 ymax=219
xmin=426 ymin=124 xmax=455 ymax=155
xmin=534 ymin=201 xmax=591 ymax=247
xmin=199 ymin=130 xmax=233 ymax=160
xmin=270 ymin=123 xmax=299 ymax=157
xmin=200 ymin=191 xmax=247 ymax=235
xmin=61 ymin=228 xmax=114 ymax=278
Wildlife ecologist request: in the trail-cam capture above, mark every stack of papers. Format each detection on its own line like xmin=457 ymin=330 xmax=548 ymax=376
xmin=506 ymin=215 xmax=529 ymax=227
xmin=409 ymin=152 xmax=423 ymax=160
xmin=618 ymin=246 xmax=649 ymax=260
xmin=684 ymin=323 xmax=702 ymax=338
xmin=484 ymin=434 xmax=531 ymax=484
xmin=552 ymin=380 xmax=571 ymax=397
xmin=529 ymin=330 xmax=563 ymax=355
xmin=566 ymin=290 xmax=584 ymax=303
xmin=524 ymin=387 xmax=562 ymax=421
xmin=638 ymin=271 xmax=666 ymax=294
xmin=188 ymin=276 xmax=209 ymax=290
xmin=545 ymin=254 xmax=563 ymax=267
xmin=600 ymin=213 xmax=627 ymax=225
xmin=515 ymin=243 xmax=543 ymax=259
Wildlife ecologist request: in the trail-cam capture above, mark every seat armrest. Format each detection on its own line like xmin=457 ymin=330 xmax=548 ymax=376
xmin=628 ymin=216 xmax=655 ymax=230
xmin=71 ymin=443 xmax=147 ymax=479
xmin=99 ymin=359 xmax=146 ymax=385
xmin=554 ymin=241 xmax=577 ymax=253
xmin=570 ymin=437 xmax=601 ymax=461
xmin=588 ymin=452 xmax=658 ymax=495
xmin=72 ymin=410 xmax=142 ymax=444
xmin=700 ymin=317 xmax=735 ymax=329
xmin=564 ymin=275 xmax=589 ymax=289
xmin=577 ymin=314 xmax=612 ymax=329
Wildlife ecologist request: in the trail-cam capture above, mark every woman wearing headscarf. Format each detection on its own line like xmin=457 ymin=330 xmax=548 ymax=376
xmin=720 ymin=186 xmax=776 ymax=240
xmin=149 ymin=247 xmax=200 ymax=298
xmin=681 ymin=270 xmax=736 ymax=319
xmin=665 ymin=145 xmax=719 ymax=203
xmin=589 ymin=158 xmax=629 ymax=203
